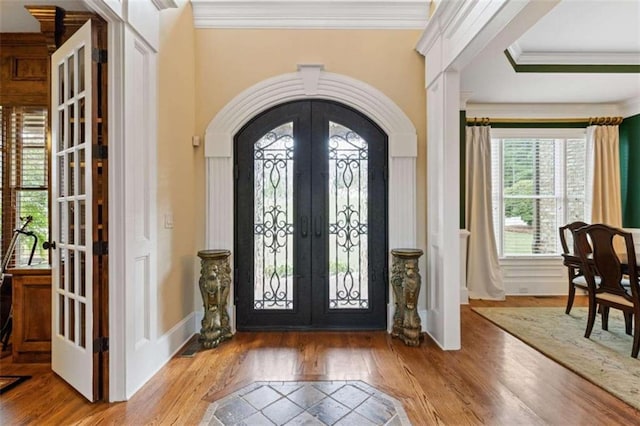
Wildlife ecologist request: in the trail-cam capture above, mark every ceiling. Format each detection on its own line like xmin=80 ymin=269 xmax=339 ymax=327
xmin=461 ymin=0 xmax=640 ymax=107
xmin=2 ymin=0 xmax=639 ymax=108
xmin=0 ymin=0 xmax=88 ymax=33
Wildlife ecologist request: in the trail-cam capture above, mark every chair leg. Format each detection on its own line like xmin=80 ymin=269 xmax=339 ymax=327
xmin=632 ymin=313 xmax=639 ymax=358
xmin=585 ymin=299 xmax=597 ymax=338
xmin=566 ymin=284 xmax=576 ymax=314
xmin=601 ymin=306 xmax=609 ymax=331
xmin=624 ymin=313 xmax=633 ymax=336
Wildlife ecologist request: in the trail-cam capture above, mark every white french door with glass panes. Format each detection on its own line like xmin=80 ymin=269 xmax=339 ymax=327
xmin=51 ymin=21 xmax=95 ymax=401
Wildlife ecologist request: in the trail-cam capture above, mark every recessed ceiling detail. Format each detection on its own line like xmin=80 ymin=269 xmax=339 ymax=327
xmin=503 ymin=0 xmax=640 ymax=74
xmin=504 ymin=48 xmax=640 ymax=74
xmin=507 ymin=42 xmax=640 ymax=66
xmin=190 ymin=0 xmax=430 ymax=29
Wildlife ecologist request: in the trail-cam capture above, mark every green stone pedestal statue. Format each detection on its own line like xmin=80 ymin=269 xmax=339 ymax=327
xmin=197 ymin=249 xmax=233 ymax=348
xmin=391 ymin=248 xmax=424 ymax=346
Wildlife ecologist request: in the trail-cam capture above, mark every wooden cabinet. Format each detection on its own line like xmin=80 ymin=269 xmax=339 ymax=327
xmin=0 ymin=33 xmax=49 ymax=106
xmin=9 ymin=266 xmax=51 ymax=363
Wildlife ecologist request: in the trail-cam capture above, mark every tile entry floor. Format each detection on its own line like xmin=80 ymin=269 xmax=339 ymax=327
xmin=200 ymin=380 xmax=411 ymax=426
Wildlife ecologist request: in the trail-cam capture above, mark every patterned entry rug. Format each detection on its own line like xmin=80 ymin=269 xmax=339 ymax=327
xmin=200 ymin=380 xmax=411 ymax=425
xmin=0 ymin=375 xmax=30 ymax=395
xmin=472 ymin=307 xmax=639 ymax=410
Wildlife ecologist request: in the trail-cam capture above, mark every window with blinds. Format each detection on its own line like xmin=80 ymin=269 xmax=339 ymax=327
xmin=0 ymin=106 xmax=49 ymax=268
xmin=490 ymin=132 xmax=588 ymax=257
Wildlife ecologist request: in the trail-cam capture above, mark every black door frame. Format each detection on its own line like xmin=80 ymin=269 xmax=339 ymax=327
xmin=234 ymin=99 xmax=388 ymax=330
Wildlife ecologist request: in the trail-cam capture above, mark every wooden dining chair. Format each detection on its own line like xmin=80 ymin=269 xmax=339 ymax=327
xmin=575 ymin=224 xmax=640 ymax=358
xmin=559 ymin=221 xmax=591 ymax=314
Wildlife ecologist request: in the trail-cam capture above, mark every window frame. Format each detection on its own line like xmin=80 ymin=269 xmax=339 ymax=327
xmin=0 ymin=105 xmax=50 ymax=268
xmin=490 ymin=127 xmax=590 ymax=259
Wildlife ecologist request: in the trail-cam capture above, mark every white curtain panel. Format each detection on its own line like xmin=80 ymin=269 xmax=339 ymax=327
xmin=588 ymin=125 xmax=623 ymax=227
xmin=465 ymin=125 xmax=505 ymax=300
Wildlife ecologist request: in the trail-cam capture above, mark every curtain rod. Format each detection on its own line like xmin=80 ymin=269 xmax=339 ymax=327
xmin=465 ymin=116 xmax=623 ymax=125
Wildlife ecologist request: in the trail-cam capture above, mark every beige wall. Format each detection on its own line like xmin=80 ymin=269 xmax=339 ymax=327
xmin=156 ymin=14 xmax=427 ymax=331
xmin=157 ymin=3 xmax=200 ymax=333
xmin=194 ymin=28 xmax=427 ymax=274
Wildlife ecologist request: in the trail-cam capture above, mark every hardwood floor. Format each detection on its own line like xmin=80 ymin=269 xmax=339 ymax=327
xmin=1 ymin=296 xmax=638 ymax=425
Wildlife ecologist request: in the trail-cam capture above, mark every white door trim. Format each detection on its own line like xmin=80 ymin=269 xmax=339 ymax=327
xmin=82 ymin=0 xmax=175 ymax=402
xmin=204 ymin=65 xmax=418 ymax=332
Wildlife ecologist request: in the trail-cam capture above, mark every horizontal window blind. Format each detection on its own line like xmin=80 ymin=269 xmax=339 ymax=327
xmin=491 ymin=136 xmax=587 ymax=257
xmin=1 ymin=106 xmax=49 ymax=268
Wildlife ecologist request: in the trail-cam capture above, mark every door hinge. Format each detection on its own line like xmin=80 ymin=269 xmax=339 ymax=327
xmin=93 ymin=144 xmax=108 ymax=159
xmin=93 ymin=336 xmax=109 ymax=353
xmin=92 ymin=48 xmax=108 ymax=64
xmin=93 ymin=241 xmax=108 ymax=256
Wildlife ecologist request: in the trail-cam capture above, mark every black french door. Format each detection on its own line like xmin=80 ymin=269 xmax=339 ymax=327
xmin=235 ymin=100 xmax=387 ymax=329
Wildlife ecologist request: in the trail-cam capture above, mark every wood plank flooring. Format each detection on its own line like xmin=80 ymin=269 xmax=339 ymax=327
xmin=1 ymin=296 xmax=638 ymax=425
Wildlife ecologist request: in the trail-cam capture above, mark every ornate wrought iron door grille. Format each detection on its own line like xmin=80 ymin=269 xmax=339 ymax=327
xmin=328 ymin=122 xmax=369 ymax=309
xmin=235 ymin=100 xmax=387 ymax=329
xmin=253 ymin=123 xmax=295 ymax=310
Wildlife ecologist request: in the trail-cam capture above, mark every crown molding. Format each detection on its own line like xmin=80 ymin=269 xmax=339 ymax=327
xmin=466 ymin=102 xmax=621 ymax=119
xmin=459 ymin=91 xmax=473 ymax=109
xmin=415 ymin=0 xmax=466 ymax=55
xmin=507 ymin=42 xmax=640 ymax=66
xmin=190 ymin=0 xmax=429 ymax=29
xmin=151 ymin=0 xmax=178 ymax=10
xmin=620 ymin=97 xmax=640 ymax=118
xmin=504 ymin=49 xmax=640 ymax=73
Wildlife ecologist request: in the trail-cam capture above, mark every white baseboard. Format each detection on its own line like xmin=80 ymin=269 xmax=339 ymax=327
xmin=126 ymin=312 xmax=198 ymax=399
xmin=419 ymin=309 xmax=427 ymax=330
xmin=460 ymin=287 xmax=469 ymax=304
xmin=195 ymin=309 xmax=204 ymax=332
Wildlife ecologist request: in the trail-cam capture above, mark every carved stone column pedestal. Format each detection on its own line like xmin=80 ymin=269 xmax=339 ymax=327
xmin=197 ymin=249 xmax=233 ymax=349
xmin=391 ymin=248 xmax=424 ymax=346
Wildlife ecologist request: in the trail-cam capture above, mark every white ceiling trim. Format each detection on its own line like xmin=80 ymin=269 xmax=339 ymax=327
xmin=151 ymin=0 xmax=178 ymax=10
xmin=190 ymin=0 xmax=430 ymax=29
xmin=621 ymin=97 xmax=640 ymax=117
xmin=466 ymin=102 xmax=623 ymax=119
xmin=507 ymin=42 xmax=640 ymax=65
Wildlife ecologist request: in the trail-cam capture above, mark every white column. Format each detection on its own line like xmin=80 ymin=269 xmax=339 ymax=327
xmin=205 ymin=156 xmax=235 ymax=332
xmin=426 ymin=68 xmax=461 ymax=350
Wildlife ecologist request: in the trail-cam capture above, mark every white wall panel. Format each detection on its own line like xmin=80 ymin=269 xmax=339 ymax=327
xmin=124 ymin=28 xmax=159 ymax=398
xmin=500 ymin=258 xmax=568 ymax=296
xmin=126 ymin=0 xmax=160 ymax=51
xmin=134 ymin=256 xmax=151 ymax=347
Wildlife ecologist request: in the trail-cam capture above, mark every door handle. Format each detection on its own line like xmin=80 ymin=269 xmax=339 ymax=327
xmin=314 ymin=215 xmax=323 ymax=237
xmin=301 ymin=216 xmax=308 ymax=238
xmin=43 ymin=241 xmax=57 ymax=250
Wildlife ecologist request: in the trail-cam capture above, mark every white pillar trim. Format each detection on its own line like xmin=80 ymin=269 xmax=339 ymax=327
xmin=204 ymin=66 xmax=418 ymax=331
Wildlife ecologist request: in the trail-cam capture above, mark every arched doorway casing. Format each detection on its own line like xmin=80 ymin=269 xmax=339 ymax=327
xmin=204 ymin=65 xmax=418 ymax=332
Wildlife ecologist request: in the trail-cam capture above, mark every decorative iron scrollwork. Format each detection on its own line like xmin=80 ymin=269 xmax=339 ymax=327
xmin=253 ymin=124 xmax=295 ymax=310
xmin=328 ymin=122 xmax=369 ymax=309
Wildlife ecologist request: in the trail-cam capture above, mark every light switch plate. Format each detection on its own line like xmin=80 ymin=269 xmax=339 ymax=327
xmin=164 ymin=213 xmax=174 ymax=229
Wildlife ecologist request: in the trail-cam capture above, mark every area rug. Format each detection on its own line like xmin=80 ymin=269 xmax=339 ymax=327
xmin=472 ymin=307 xmax=639 ymax=410
xmin=0 ymin=375 xmax=30 ymax=395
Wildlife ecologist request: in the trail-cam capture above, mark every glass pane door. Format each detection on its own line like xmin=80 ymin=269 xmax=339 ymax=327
xmin=51 ymin=20 xmax=94 ymax=401
xmin=236 ymin=100 xmax=387 ymax=330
